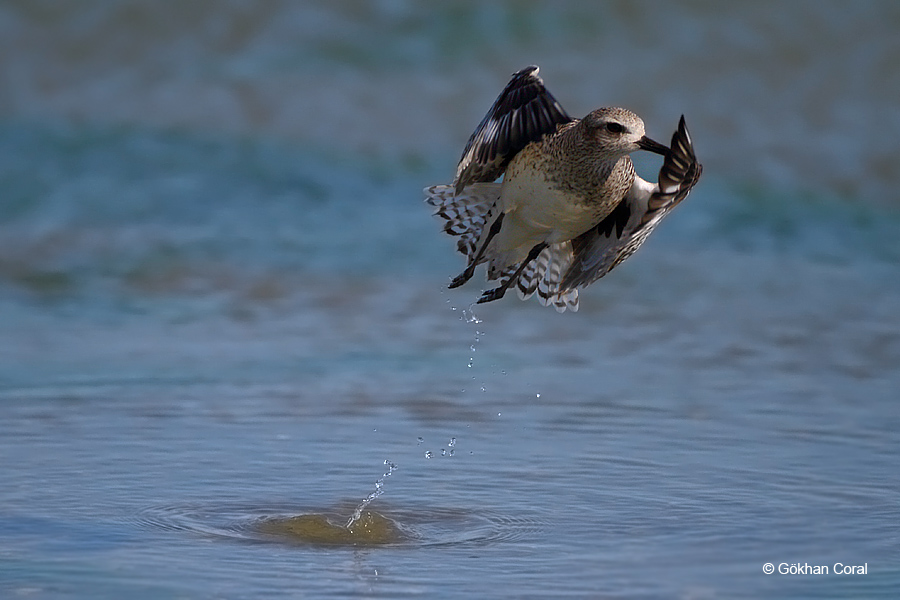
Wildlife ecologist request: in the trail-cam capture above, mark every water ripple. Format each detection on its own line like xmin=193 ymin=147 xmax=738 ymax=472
xmin=133 ymin=502 xmax=546 ymax=548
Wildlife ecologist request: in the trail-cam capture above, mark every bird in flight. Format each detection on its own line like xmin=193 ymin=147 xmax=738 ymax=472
xmin=425 ymin=65 xmax=702 ymax=312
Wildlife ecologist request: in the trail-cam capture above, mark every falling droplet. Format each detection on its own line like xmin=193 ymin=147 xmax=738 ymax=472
xmin=441 ymin=449 xmax=446 ymax=456
xmin=448 ymin=437 xmax=456 ymax=447
xmin=463 ymin=307 xmax=482 ymax=324
xmin=425 ymin=451 xmax=433 ymax=459
xmin=449 ymin=449 xmax=455 ymax=456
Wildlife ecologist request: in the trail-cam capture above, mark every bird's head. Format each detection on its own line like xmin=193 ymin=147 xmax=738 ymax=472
xmin=581 ymin=107 xmax=669 ymax=158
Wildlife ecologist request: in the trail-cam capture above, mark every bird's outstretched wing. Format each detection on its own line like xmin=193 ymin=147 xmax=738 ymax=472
xmin=560 ymin=115 xmax=702 ymax=290
xmin=453 ymin=65 xmax=573 ymax=194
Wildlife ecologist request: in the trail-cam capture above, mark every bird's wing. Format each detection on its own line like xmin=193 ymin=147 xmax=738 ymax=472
xmin=560 ymin=115 xmax=702 ymax=290
xmin=453 ymin=65 xmax=573 ymax=193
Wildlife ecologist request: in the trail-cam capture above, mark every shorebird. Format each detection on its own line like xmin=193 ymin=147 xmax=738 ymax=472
xmin=425 ymin=65 xmax=702 ymax=312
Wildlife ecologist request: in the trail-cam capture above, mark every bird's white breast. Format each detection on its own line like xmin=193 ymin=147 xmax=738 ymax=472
xmin=497 ymin=155 xmax=597 ymax=247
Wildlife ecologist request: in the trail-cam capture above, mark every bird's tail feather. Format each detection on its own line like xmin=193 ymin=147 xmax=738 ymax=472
xmin=424 ymin=183 xmax=502 ymax=261
xmin=515 ymin=244 xmax=579 ymax=312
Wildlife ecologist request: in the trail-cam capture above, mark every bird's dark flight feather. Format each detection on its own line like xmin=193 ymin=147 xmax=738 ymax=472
xmin=453 ymin=66 xmax=573 ymax=193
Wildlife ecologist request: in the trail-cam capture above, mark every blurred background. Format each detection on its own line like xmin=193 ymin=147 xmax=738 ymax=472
xmin=1 ymin=1 xmax=898 ymax=315
xmin=1 ymin=2 xmax=899 ymax=598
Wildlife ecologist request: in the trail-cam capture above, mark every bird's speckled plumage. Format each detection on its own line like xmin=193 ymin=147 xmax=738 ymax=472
xmin=425 ymin=66 xmax=702 ymax=312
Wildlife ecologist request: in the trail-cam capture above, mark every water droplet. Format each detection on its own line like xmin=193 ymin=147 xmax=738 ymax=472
xmin=448 ymin=437 xmax=456 ymax=447
xmin=449 ymin=449 xmax=455 ymax=456
xmin=425 ymin=451 xmax=433 ymax=459
xmin=441 ymin=449 xmax=447 ymax=456
xmin=480 ymin=385 xmax=486 ymax=392
xmin=416 ymin=436 xmax=424 ymax=444
xmin=501 ymin=370 xmax=507 ymax=375
xmin=462 ymin=307 xmax=482 ymax=324
xmin=536 ymin=393 xmax=541 ymax=399
xmin=497 ymin=412 xmax=502 ymax=417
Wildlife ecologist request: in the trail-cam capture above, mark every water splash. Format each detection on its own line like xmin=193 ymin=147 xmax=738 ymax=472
xmin=346 ymin=459 xmax=397 ymax=530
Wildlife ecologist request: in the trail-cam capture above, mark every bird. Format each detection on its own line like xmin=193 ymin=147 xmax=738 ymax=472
xmin=424 ymin=65 xmax=702 ymax=312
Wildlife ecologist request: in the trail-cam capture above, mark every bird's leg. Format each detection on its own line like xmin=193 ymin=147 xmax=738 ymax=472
xmin=477 ymin=242 xmax=548 ymax=304
xmin=449 ymin=212 xmax=505 ymax=289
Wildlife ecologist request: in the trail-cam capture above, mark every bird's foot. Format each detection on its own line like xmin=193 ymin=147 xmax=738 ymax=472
xmin=476 ymin=286 xmax=507 ymax=304
xmin=448 ymin=267 xmax=475 ymax=289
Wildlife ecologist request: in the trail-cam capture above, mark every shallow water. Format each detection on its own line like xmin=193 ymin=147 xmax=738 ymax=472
xmin=2 ymin=2 xmax=900 ymax=598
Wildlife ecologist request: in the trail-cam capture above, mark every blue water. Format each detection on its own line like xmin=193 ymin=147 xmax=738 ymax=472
xmin=2 ymin=2 xmax=899 ymax=598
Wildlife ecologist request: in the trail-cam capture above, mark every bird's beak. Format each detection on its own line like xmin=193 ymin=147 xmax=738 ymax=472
xmin=637 ymin=136 xmax=669 ymax=156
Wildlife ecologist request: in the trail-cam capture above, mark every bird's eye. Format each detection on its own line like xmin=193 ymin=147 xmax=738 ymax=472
xmin=605 ymin=122 xmax=626 ymax=134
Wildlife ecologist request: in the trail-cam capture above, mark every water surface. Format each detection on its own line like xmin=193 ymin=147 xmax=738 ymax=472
xmin=1 ymin=2 xmax=899 ymax=598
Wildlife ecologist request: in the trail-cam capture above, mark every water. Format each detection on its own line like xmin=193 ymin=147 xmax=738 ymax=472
xmin=2 ymin=2 xmax=900 ymax=598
